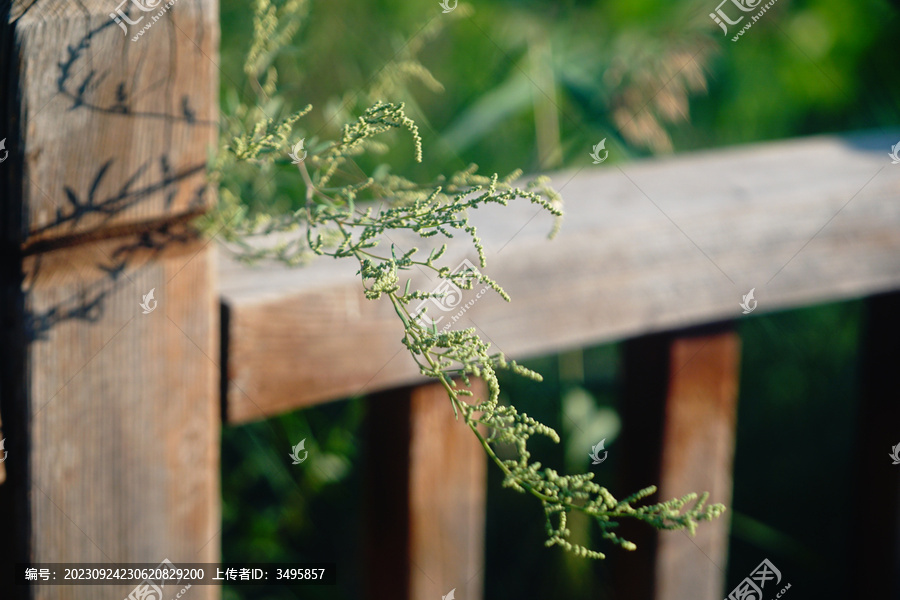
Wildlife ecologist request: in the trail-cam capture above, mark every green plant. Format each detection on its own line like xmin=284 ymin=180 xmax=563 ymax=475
xmin=204 ymin=0 xmax=724 ymax=560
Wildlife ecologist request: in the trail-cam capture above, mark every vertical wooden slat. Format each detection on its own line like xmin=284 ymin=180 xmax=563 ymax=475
xmin=653 ymin=328 xmax=740 ymax=600
xmin=853 ymin=291 xmax=900 ymax=597
xmin=363 ymin=384 xmax=412 ymax=600
xmin=0 ymin=0 xmax=220 ymax=597
xmin=616 ymin=333 xmax=669 ymax=600
xmin=365 ymin=380 xmax=487 ymax=600
xmin=618 ymin=324 xmax=740 ymax=600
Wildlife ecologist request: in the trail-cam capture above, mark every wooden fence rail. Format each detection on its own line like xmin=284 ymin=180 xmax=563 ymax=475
xmin=219 ymin=129 xmax=900 ymax=600
xmin=221 ymin=130 xmax=900 ymax=420
xmin=2 ymin=2 xmax=899 ymax=598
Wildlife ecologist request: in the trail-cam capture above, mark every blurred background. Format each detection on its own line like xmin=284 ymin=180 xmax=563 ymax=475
xmin=216 ymin=0 xmax=900 ymax=598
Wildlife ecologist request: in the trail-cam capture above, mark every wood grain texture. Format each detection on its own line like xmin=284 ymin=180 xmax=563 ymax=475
xmin=4 ymin=0 xmax=218 ymax=250
xmin=617 ymin=326 xmax=739 ymax=600
xmin=653 ymin=330 xmax=739 ymax=600
xmin=364 ymin=381 xmax=486 ymax=600
xmin=221 ymin=130 xmax=900 ymax=423
xmin=1 ymin=1 xmax=220 ymax=596
xmin=14 ymin=230 xmax=219 ymax=599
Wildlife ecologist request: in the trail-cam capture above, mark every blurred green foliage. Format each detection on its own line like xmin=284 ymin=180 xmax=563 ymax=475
xmin=222 ymin=399 xmax=364 ymax=599
xmin=219 ymin=0 xmax=898 ymax=597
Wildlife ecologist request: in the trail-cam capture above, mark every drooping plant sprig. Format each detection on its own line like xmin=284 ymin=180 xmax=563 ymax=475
xmin=204 ymin=0 xmax=724 ymax=560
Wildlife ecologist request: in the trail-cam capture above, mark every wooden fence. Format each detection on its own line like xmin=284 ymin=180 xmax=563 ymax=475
xmin=219 ymin=129 xmax=900 ymax=600
xmin=2 ymin=1 xmax=899 ymax=599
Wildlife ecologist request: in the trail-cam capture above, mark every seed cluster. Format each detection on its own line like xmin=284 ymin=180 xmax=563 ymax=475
xmin=202 ymin=0 xmax=724 ymax=560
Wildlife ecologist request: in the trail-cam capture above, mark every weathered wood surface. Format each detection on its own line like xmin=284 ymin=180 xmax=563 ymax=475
xmin=3 ymin=0 xmax=217 ymax=252
xmin=364 ymin=381 xmax=486 ymax=600
xmin=652 ymin=329 xmax=739 ymax=600
xmin=11 ymin=233 xmax=220 ymax=598
xmin=221 ymin=130 xmax=900 ymax=423
xmin=617 ymin=326 xmax=739 ymax=600
xmin=0 ymin=0 xmax=220 ymax=597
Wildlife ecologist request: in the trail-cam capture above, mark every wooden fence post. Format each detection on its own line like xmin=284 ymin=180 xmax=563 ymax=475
xmin=617 ymin=324 xmax=740 ymax=600
xmin=364 ymin=380 xmax=487 ymax=600
xmin=0 ymin=1 xmax=220 ymax=597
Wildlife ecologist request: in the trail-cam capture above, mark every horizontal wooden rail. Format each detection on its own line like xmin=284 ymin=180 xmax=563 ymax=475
xmin=220 ymin=130 xmax=900 ymax=423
